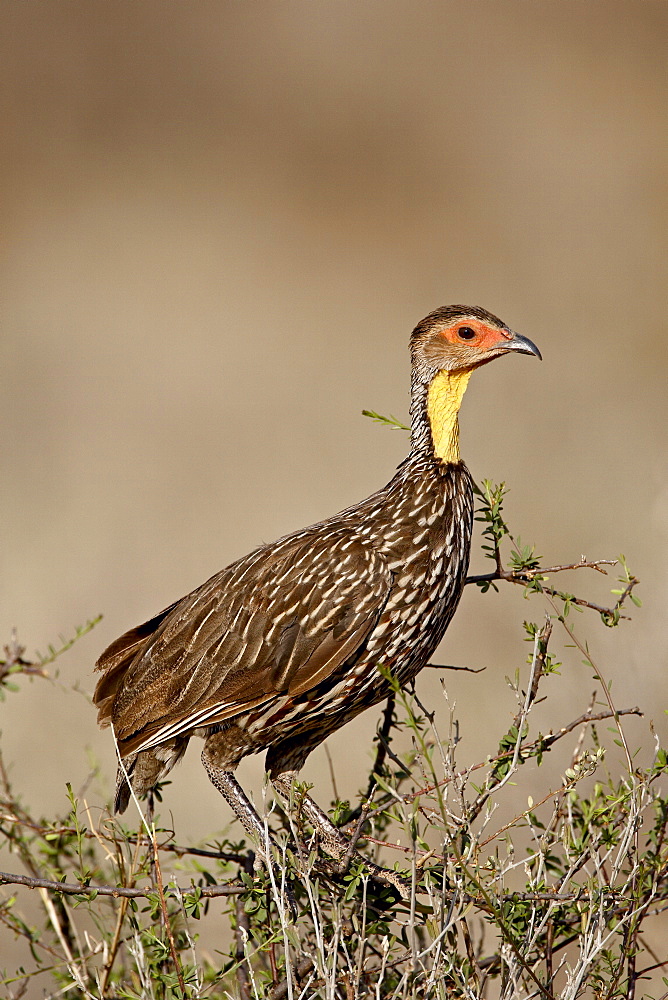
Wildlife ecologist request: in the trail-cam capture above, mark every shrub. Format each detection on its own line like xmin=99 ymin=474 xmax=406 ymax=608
xmin=1 ymin=478 xmax=664 ymax=999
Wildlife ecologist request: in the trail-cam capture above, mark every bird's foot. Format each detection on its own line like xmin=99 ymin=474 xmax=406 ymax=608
xmin=299 ymin=831 xmax=413 ymax=900
xmin=273 ymin=776 xmax=414 ymax=900
xmin=322 ymin=834 xmax=413 ymax=900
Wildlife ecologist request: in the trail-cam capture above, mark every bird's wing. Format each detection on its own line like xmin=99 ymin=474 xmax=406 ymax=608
xmin=95 ymin=526 xmax=393 ymax=756
xmin=93 ymin=599 xmax=182 ymax=722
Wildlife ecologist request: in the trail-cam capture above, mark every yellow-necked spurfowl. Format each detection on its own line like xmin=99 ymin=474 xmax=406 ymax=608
xmin=94 ymin=305 xmax=540 ymax=879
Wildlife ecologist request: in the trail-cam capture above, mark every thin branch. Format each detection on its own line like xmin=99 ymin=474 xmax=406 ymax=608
xmin=375 ymin=732 xmax=411 ymax=779
xmin=0 ymin=869 xmax=243 ymax=898
xmin=397 ymin=705 xmax=643 ymax=806
xmin=0 ymin=809 xmax=254 ymax=868
xmin=99 ymin=832 xmax=144 ymax=996
xmin=128 ymin=836 xmax=252 ymax=866
xmin=466 ymin=558 xmax=640 ymax=624
xmin=150 ymin=825 xmax=187 ymax=995
xmin=337 ymin=806 xmax=372 ymax=875
xmin=423 ymin=662 xmax=486 ymax=673
xmin=345 ymin=694 xmax=396 ymax=826
xmin=234 ymin=896 xmax=252 ymax=1000
xmin=270 ymin=957 xmax=315 ymax=1000
xmin=324 ymin=743 xmax=340 ymax=803
xmin=463 ymin=624 xmax=548 ymax=826
xmin=466 ymin=558 xmax=617 ymax=584
xmin=551 ymin=599 xmax=636 ymax=775
xmin=540 ymin=706 xmax=643 ymax=752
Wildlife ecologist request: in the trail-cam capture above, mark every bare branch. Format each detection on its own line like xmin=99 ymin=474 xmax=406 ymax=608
xmin=423 ymin=662 xmax=486 ymax=673
xmin=0 ymin=869 xmax=243 ymax=898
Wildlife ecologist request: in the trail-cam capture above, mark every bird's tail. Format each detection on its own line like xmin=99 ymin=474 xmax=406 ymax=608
xmin=113 ymin=739 xmax=190 ymax=814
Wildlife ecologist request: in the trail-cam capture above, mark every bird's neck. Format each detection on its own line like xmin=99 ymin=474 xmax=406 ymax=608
xmin=410 ymin=368 xmax=472 ymax=463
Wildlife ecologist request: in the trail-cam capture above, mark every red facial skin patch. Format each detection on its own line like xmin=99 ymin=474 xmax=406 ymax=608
xmin=440 ymin=320 xmax=511 ymax=352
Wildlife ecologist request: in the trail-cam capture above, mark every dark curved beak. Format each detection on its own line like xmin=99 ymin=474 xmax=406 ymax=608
xmin=503 ymin=331 xmax=542 ymax=360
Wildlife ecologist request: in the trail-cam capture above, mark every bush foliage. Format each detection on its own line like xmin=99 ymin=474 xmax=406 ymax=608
xmin=1 ymin=470 xmax=665 ymax=1000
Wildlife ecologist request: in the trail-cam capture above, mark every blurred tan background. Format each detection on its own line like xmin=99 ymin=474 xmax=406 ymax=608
xmin=1 ymin=0 xmax=666 ymax=897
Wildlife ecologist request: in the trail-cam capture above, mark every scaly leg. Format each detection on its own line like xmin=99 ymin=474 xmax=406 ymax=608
xmin=202 ymin=760 xmax=269 ymax=856
xmin=201 ymin=751 xmax=299 ymax=913
xmin=201 ymin=730 xmax=272 ymax=854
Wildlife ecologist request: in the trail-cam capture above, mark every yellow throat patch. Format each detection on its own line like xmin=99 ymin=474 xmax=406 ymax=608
xmin=426 ymin=369 xmax=473 ymax=464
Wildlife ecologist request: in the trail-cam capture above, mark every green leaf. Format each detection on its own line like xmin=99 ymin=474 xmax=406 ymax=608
xmin=362 ymin=410 xmax=410 ymax=431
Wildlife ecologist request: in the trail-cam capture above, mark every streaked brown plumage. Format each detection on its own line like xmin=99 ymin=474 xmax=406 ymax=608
xmin=94 ymin=305 xmax=540 ymax=869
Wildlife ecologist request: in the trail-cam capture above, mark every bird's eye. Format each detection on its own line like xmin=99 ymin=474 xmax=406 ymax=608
xmin=457 ymin=326 xmax=477 ymax=341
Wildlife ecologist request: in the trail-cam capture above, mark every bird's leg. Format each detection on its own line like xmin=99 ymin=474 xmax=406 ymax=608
xmin=201 ymin=736 xmax=300 ymax=913
xmin=201 ymin=757 xmax=299 ymax=915
xmin=202 ymin=761 xmax=268 ymax=862
xmin=271 ymin=771 xmax=349 ymax=859
xmin=201 ymin=734 xmax=275 ymax=863
xmin=271 ymin=770 xmax=412 ymax=900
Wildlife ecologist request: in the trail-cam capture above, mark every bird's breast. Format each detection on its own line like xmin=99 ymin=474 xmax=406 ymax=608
xmin=355 ymin=466 xmax=474 ymax=685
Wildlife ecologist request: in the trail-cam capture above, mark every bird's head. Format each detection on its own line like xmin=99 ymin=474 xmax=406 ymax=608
xmin=408 ymin=305 xmax=541 ymax=464
xmin=410 ymin=304 xmax=541 ymax=376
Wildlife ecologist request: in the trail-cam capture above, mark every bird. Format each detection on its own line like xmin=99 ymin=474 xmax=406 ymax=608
xmin=94 ymin=305 xmax=540 ymax=882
